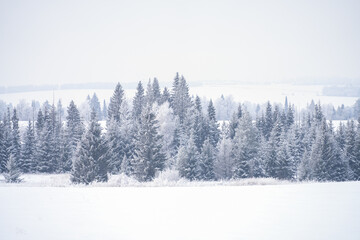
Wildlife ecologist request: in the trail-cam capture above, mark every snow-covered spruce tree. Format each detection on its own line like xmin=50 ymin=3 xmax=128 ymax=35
xmin=20 ymin=121 xmax=36 ymax=173
xmin=287 ymin=124 xmax=304 ymax=178
xmin=71 ymin=110 xmax=108 ymax=184
xmin=231 ymin=112 xmax=260 ymax=179
xmin=107 ymin=82 xmax=125 ymax=123
xmin=344 ymin=120 xmax=357 ymax=180
xmin=207 ymin=99 xmax=220 ymax=147
xmin=0 ymin=111 xmax=12 ymax=173
xmin=286 ymin=104 xmax=295 ymax=130
xmin=160 ymin=87 xmax=170 ymax=105
xmin=276 ymin=132 xmax=295 ymax=180
xmin=171 ymin=74 xmax=192 ymax=124
xmin=154 ymin=102 xmax=176 ymax=167
xmin=102 ymin=100 xmax=107 ymax=121
xmin=177 ymin=133 xmax=201 ymax=181
xmin=250 ymin=137 xmax=266 ymax=178
xmin=264 ymin=118 xmax=283 ymax=178
xmin=50 ymin=104 xmax=62 ymax=172
xmin=229 ymin=104 xmax=242 ymax=139
xmin=132 ymin=81 xmax=145 ymax=120
xmin=198 ymin=138 xmax=216 ymax=180
xmin=352 ymin=118 xmax=360 ymax=180
xmin=10 ymin=109 xmax=21 ymax=170
xmin=214 ymin=136 xmax=233 ymax=179
xmin=192 ymin=96 xmax=207 ymax=151
xmin=62 ymin=101 xmax=84 ymax=171
xmin=264 ymin=101 xmax=273 ymax=140
xmin=90 ymin=93 xmax=102 ymax=120
xmin=3 ymin=154 xmax=22 ymax=183
xmin=35 ymin=108 xmax=44 ymax=139
xmin=106 ymin=99 xmax=134 ymax=173
xmin=310 ymin=120 xmax=348 ymax=181
xmin=152 ymin=77 xmax=161 ymax=104
xmin=36 ymin=107 xmax=55 ymax=173
xmin=145 ymin=79 xmax=155 ymax=105
xmin=132 ymin=104 xmax=166 ymax=181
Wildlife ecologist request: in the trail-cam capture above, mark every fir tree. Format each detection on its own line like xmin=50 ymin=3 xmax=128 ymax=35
xmin=71 ymin=110 xmax=108 ymax=184
xmin=0 ymin=111 xmax=12 ymax=172
xmin=214 ymin=136 xmax=233 ymax=179
xmin=63 ymin=101 xmax=84 ymax=171
xmin=199 ymin=138 xmax=216 ymax=180
xmin=3 ymin=154 xmax=22 ymax=183
xmin=276 ymin=133 xmax=295 ymax=180
xmin=352 ymin=118 xmax=360 ymax=180
xmin=207 ymin=100 xmax=220 ymax=147
xmin=311 ymin=120 xmax=348 ymax=181
xmin=160 ymin=87 xmax=170 ymax=105
xmin=11 ymin=109 xmax=21 ymax=169
xmin=90 ymin=93 xmax=102 ymax=120
xmin=152 ymin=77 xmax=161 ymax=104
xmin=21 ymin=121 xmax=36 ymax=173
xmin=177 ymin=134 xmax=200 ymax=180
xmin=264 ymin=101 xmax=273 ymax=140
xmin=36 ymin=108 xmax=55 ymax=173
xmin=229 ymin=104 xmax=242 ymax=139
xmin=132 ymin=81 xmax=145 ymax=120
xmin=102 ymin=100 xmax=107 ymax=121
xmin=107 ymin=82 xmax=125 ymax=123
xmin=171 ymin=74 xmax=192 ymax=124
xmin=231 ymin=112 xmax=259 ymax=179
xmin=132 ymin=105 xmax=166 ymax=181
xmin=344 ymin=120 xmax=357 ymax=180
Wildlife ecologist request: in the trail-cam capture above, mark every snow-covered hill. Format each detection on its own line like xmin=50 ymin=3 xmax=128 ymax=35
xmin=0 ymin=178 xmax=359 ymax=240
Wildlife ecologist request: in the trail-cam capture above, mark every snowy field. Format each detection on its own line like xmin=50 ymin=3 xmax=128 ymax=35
xmin=0 ymin=175 xmax=359 ymax=240
xmin=0 ymin=84 xmax=358 ymax=109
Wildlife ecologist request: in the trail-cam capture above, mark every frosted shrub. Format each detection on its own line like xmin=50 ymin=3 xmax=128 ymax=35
xmin=153 ymin=169 xmax=182 ymax=184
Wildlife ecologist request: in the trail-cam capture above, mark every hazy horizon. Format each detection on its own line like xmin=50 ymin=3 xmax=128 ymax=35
xmin=1 ymin=0 xmax=360 ymax=87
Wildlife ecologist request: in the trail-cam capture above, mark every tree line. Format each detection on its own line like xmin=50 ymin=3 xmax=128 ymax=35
xmin=1 ymin=73 xmax=360 ymax=183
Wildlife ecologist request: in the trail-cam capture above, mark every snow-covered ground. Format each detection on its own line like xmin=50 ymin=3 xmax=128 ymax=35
xmin=0 ymin=174 xmax=359 ymax=240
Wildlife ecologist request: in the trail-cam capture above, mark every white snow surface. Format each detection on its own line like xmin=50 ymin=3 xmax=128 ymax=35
xmin=0 ymin=174 xmax=359 ymax=240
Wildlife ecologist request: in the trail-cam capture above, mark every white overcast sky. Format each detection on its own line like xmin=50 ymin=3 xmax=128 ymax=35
xmin=0 ymin=0 xmax=359 ymax=87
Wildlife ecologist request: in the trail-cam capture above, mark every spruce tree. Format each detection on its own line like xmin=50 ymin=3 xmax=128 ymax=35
xmin=36 ymin=108 xmax=55 ymax=173
xmin=71 ymin=110 xmax=108 ymax=184
xmin=214 ymin=136 xmax=233 ymax=179
xmin=207 ymin=100 xmax=220 ymax=147
xmin=11 ymin=109 xmax=21 ymax=169
xmin=160 ymin=87 xmax=170 ymax=105
xmin=21 ymin=121 xmax=36 ymax=173
xmin=90 ymin=93 xmax=102 ymax=120
xmin=0 ymin=111 xmax=12 ymax=172
xmin=264 ymin=102 xmax=273 ymax=140
xmin=132 ymin=104 xmax=166 ymax=181
xmin=177 ymin=134 xmax=200 ymax=180
xmin=152 ymin=77 xmax=161 ymax=104
xmin=276 ymin=133 xmax=295 ymax=180
xmin=352 ymin=118 xmax=360 ymax=180
xmin=311 ymin=120 xmax=348 ymax=181
xmin=231 ymin=112 xmax=259 ymax=179
xmin=199 ymin=138 xmax=216 ymax=180
xmin=63 ymin=101 xmax=84 ymax=171
xmin=107 ymin=82 xmax=125 ymax=123
xmin=3 ymin=154 xmax=22 ymax=183
xmin=132 ymin=81 xmax=145 ymax=120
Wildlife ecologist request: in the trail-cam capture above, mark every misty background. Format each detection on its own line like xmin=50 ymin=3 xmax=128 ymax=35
xmin=0 ymin=0 xmax=359 ymax=89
